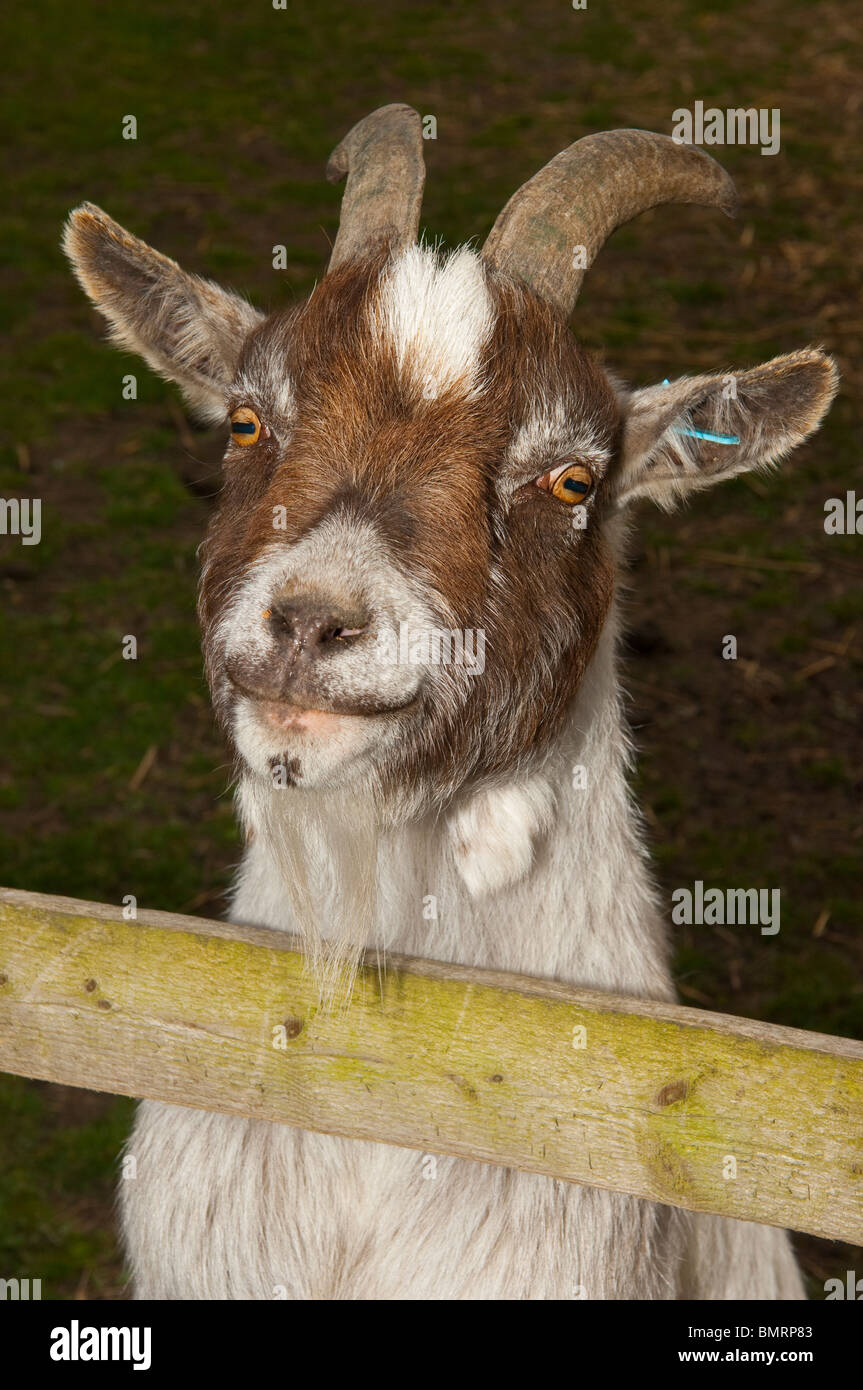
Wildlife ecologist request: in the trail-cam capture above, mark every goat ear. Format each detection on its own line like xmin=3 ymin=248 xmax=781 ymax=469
xmin=63 ymin=202 xmax=263 ymax=422
xmin=614 ymin=349 xmax=838 ymax=510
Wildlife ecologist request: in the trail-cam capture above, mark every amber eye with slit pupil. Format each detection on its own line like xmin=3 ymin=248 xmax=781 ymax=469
xmin=230 ymin=407 xmax=262 ymax=446
xmin=559 ymin=474 xmax=589 ymax=499
xmin=541 ymin=463 xmax=594 ymax=504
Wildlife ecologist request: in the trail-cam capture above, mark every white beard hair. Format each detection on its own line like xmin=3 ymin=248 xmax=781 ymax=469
xmin=250 ymin=781 xmax=381 ymax=1008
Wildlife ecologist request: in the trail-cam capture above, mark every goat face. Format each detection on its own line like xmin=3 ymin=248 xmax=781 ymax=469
xmin=64 ymin=106 xmax=837 ymax=814
xmin=197 ymin=247 xmax=618 ymax=801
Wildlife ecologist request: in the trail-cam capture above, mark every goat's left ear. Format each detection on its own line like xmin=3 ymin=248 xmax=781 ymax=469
xmin=63 ymin=202 xmax=263 ymax=423
xmin=614 ymin=349 xmax=838 ymax=509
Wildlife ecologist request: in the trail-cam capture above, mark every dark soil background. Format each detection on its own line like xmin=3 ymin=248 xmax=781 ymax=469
xmin=0 ymin=0 xmax=860 ymax=1299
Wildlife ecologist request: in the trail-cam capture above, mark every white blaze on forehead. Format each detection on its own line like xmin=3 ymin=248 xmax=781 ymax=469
xmin=372 ymin=245 xmax=495 ymax=398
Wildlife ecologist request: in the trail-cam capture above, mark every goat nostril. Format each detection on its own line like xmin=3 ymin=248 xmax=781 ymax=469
xmin=265 ymin=608 xmax=297 ymax=642
xmin=266 ymin=599 xmax=369 ymax=651
xmin=318 ymin=623 xmax=367 ymax=646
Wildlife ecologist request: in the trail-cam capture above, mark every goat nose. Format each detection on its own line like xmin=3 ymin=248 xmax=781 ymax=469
xmin=266 ymin=595 xmax=370 ymax=653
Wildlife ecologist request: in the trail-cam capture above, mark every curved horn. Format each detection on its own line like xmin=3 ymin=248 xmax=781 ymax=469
xmin=325 ymin=104 xmax=425 ymax=271
xmin=482 ymin=129 xmax=738 ymax=317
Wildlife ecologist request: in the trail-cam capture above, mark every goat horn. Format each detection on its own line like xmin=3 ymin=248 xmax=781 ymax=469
xmin=481 ymin=129 xmax=738 ymax=318
xmin=326 ymin=104 xmax=425 ymax=270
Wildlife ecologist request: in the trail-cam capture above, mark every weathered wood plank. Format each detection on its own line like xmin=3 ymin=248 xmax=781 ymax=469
xmin=0 ymin=886 xmax=861 ymax=1241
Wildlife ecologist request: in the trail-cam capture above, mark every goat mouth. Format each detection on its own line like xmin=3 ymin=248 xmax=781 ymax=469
xmin=228 ymin=678 xmax=420 ymax=721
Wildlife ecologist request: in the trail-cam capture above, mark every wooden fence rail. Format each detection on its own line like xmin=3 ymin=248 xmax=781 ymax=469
xmin=0 ymin=886 xmax=861 ymax=1243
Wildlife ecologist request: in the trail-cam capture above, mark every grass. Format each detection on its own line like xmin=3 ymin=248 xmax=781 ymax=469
xmin=0 ymin=1076 xmax=133 ymax=1299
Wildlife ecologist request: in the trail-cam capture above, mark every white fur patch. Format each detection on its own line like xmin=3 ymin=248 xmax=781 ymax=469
xmin=501 ymin=399 xmax=611 ymax=496
xmin=212 ymin=514 xmax=448 ymax=788
xmin=372 ymin=245 xmax=494 ymax=399
xmin=447 ymin=776 xmax=557 ymax=897
xmin=122 ymin=606 xmax=805 ymax=1300
xmin=212 ymin=515 xmax=437 ymax=702
xmin=233 ymin=364 xmax=296 ymax=425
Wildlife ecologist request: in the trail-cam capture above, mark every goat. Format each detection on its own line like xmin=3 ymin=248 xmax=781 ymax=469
xmin=63 ymin=104 xmax=836 ymax=1299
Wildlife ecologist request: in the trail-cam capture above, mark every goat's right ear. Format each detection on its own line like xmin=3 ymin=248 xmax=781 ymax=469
xmin=63 ymin=203 xmax=263 ymax=422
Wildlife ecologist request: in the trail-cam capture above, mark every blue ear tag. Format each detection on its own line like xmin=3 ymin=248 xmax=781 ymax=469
xmin=661 ymin=379 xmax=740 ymax=446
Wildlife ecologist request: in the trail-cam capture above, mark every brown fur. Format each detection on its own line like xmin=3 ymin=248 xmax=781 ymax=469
xmin=198 ymin=253 xmax=620 ymax=811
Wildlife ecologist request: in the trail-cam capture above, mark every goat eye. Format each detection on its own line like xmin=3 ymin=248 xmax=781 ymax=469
xmin=230 ymin=407 xmax=264 ymax=446
xmin=537 ymin=462 xmax=593 ymax=504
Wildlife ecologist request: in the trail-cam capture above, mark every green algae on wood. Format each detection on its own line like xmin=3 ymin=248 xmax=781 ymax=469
xmin=0 ymin=886 xmax=861 ymax=1244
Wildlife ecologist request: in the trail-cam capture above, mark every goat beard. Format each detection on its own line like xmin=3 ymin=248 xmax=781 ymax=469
xmin=251 ymin=782 xmax=382 ymax=1009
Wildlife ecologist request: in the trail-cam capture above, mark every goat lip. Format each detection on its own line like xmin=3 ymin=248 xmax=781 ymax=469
xmin=258 ymin=702 xmax=346 ymax=735
xmin=230 ymin=678 xmax=419 ymax=720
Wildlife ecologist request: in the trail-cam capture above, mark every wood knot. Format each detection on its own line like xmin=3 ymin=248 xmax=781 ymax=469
xmin=96 ymin=999 xmax=112 ymax=1010
xmin=655 ymin=1079 xmax=689 ymax=1108
xmin=489 ymin=1074 xmax=503 ymax=1083
xmin=444 ymin=1072 xmax=477 ymax=1100
xmin=283 ymin=1016 xmax=303 ymax=1038
xmin=84 ymin=978 xmax=98 ymax=993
